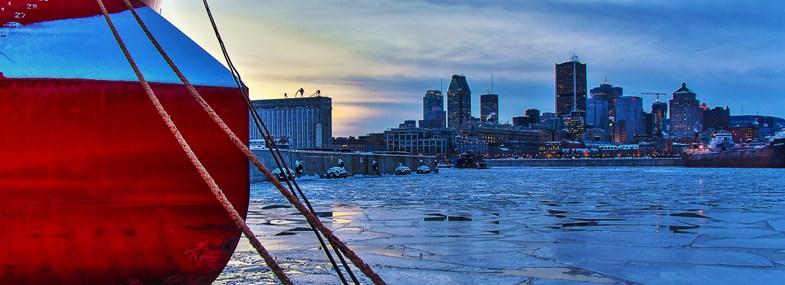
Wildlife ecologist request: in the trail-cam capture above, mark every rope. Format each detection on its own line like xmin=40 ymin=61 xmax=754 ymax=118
xmin=123 ymin=1 xmax=354 ymax=284
xmin=198 ymin=1 xmax=361 ymax=284
xmin=120 ymin=1 xmax=387 ymax=284
xmin=94 ymin=1 xmax=293 ymax=284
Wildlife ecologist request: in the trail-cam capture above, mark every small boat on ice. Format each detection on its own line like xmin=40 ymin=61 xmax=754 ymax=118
xmin=394 ymin=163 xmax=411 ymax=175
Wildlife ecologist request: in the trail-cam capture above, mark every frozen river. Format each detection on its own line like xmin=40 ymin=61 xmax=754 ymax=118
xmin=217 ymin=167 xmax=785 ymax=284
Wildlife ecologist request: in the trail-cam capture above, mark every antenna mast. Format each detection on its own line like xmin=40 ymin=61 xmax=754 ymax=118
xmin=491 ymin=74 xmax=494 ymax=94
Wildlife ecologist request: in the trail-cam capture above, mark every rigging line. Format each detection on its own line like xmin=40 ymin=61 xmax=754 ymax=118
xmin=198 ymin=1 xmax=361 ymax=284
xmin=197 ymin=1 xmax=359 ymax=284
xmin=167 ymin=3 xmax=388 ymax=283
xmin=95 ymin=1 xmax=293 ymax=284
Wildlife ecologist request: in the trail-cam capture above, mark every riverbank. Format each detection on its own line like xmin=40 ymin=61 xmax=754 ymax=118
xmin=488 ymin=157 xmax=683 ymax=167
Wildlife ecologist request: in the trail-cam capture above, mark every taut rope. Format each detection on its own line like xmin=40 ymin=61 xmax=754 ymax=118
xmin=121 ymin=1 xmax=355 ymax=283
xmin=109 ymin=1 xmax=387 ymax=284
xmin=95 ymin=1 xmax=293 ymax=284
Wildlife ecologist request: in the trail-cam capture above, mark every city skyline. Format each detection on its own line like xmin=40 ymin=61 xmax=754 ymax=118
xmin=160 ymin=1 xmax=785 ymax=137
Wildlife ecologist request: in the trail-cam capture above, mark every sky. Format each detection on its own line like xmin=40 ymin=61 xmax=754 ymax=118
xmin=158 ymin=0 xmax=785 ymax=137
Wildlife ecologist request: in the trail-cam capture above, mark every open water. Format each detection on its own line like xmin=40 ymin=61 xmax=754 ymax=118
xmin=217 ymin=167 xmax=785 ymax=284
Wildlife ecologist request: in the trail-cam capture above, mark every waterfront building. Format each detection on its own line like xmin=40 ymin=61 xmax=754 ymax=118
xmin=643 ymin=111 xmax=653 ymax=139
xmin=251 ymin=96 xmax=332 ymax=149
xmin=364 ymin=132 xmax=387 ymax=152
xmin=399 ymin=120 xmax=417 ymax=129
xmin=703 ymin=106 xmax=731 ymax=131
xmin=613 ymin=96 xmax=644 ymax=143
xmin=512 ymin=116 xmax=527 ymax=127
xmin=729 ymin=126 xmax=760 ymax=143
xmin=447 ymin=74 xmax=472 ymax=130
xmin=419 ymin=115 xmax=445 ymax=129
xmin=512 ymin=116 xmax=538 ymax=128
xmin=583 ymin=128 xmax=607 ymax=142
xmin=590 ymin=80 xmax=623 ymax=119
xmin=525 ymin=109 xmax=541 ymax=123
xmin=730 ymin=115 xmax=785 ymax=139
xmin=669 ymin=83 xmax=702 ymax=138
xmin=541 ymin=112 xmax=560 ymax=130
xmin=480 ymin=93 xmax=499 ymax=124
xmin=384 ymin=127 xmax=458 ymax=156
xmin=555 ymin=55 xmax=587 ymax=118
xmin=564 ymin=110 xmax=586 ymax=136
xmin=512 ymin=108 xmax=541 ymax=128
xmin=651 ymin=101 xmax=667 ymax=137
xmin=422 ymin=90 xmax=445 ymax=127
xmin=332 ymin=136 xmax=368 ymax=152
xmin=455 ymin=136 xmax=489 ymax=156
xmin=488 ymin=142 xmax=541 ymax=158
xmin=475 ymin=125 xmax=541 ymax=145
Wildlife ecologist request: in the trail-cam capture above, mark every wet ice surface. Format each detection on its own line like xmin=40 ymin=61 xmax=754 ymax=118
xmin=216 ymin=167 xmax=785 ymax=284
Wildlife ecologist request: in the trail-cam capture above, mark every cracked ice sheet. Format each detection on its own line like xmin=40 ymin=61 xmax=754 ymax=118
xmin=692 ymin=236 xmax=785 ymax=250
xmin=543 ymin=230 xmax=697 ymax=247
xmin=426 ymin=251 xmax=562 ymax=270
xmin=680 ymin=227 xmax=779 ymax=238
xmin=375 ymin=268 xmax=529 ymax=285
xmin=502 ymin=267 xmax=631 ymax=284
xmin=402 ymin=240 xmax=522 ymax=256
xmin=575 ymin=261 xmax=785 ymax=285
xmin=534 ymin=243 xmax=773 ymax=267
xmin=701 ymin=210 xmax=783 ymax=224
xmin=768 ymin=218 xmax=785 ymax=231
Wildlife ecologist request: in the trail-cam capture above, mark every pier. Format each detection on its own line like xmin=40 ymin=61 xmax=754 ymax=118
xmin=250 ymin=149 xmax=438 ymax=181
xmin=488 ymin=157 xmax=684 ymax=167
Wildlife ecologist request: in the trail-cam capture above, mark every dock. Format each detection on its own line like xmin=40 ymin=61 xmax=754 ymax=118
xmin=250 ymin=149 xmax=438 ymax=182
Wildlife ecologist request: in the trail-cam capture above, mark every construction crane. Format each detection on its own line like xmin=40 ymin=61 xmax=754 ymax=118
xmin=640 ymin=92 xmax=666 ymax=102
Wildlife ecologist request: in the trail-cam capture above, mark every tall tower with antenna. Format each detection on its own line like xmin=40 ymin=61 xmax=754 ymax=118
xmin=480 ymin=74 xmax=499 ymax=124
xmin=555 ymin=54 xmax=587 ymax=118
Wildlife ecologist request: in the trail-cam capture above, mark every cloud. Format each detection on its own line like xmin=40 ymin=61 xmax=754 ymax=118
xmin=161 ymin=0 xmax=785 ymax=136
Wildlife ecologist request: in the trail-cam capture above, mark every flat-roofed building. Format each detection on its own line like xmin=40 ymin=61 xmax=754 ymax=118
xmin=251 ymin=96 xmax=332 ymax=149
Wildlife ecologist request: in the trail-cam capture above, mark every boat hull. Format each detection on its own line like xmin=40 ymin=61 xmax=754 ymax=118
xmin=0 ymin=78 xmax=249 ymax=284
xmin=2 ymin=0 xmax=159 ymax=25
xmin=683 ymin=138 xmax=785 ymax=168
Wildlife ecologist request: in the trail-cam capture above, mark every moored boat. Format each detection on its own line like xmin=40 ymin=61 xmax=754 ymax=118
xmin=683 ymin=131 xmax=785 ymax=168
xmin=454 ymin=151 xmax=490 ymax=169
xmin=394 ymin=163 xmax=412 ymax=175
xmin=415 ymin=159 xmax=431 ymax=174
xmin=1 ymin=1 xmax=249 ymax=284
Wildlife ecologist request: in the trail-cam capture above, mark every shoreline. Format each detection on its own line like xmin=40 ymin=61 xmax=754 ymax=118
xmin=488 ymin=157 xmax=683 ymax=167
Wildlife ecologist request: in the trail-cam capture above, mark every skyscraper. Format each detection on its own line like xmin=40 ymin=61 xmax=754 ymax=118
xmin=447 ymin=74 xmax=471 ymax=129
xmin=480 ymin=93 xmax=499 ymax=124
xmin=589 ymin=80 xmax=623 ymax=119
xmin=586 ymin=97 xmax=609 ymax=129
xmin=614 ymin=96 xmax=644 ymax=143
xmin=669 ymin=83 xmax=702 ymax=138
xmin=643 ymin=111 xmax=653 ymax=138
xmin=651 ymin=101 xmax=667 ymax=136
xmin=422 ymin=90 xmax=445 ymax=128
xmin=555 ymin=55 xmax=587 ymax=118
